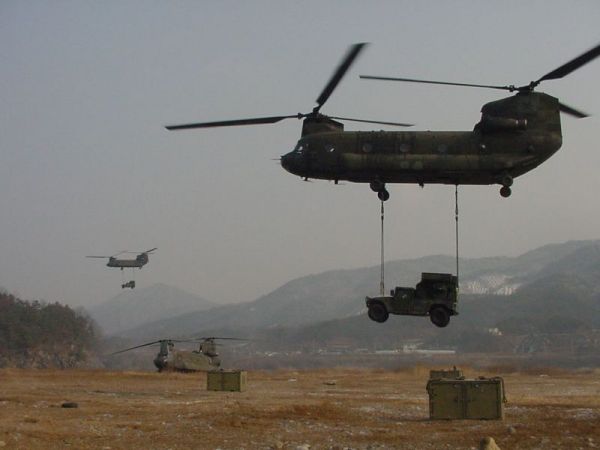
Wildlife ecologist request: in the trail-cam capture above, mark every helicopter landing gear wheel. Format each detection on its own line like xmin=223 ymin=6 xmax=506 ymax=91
xmin=501 ymin=174 xmax=513 ymax=187
xmin=500 ymin=186 xmax=512 ymax=198
xmin=378 ymin=189 xmax=390 ymax=202
xmin=370 ymin=180 xmax=384 ymax=192
xmin=370 ymin=181 xmax=390 ymax=201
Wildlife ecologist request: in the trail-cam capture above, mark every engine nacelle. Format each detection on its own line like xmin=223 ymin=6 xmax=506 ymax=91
xmin=301 ymin=117 xmax=344 ymax=137
xmin=480 ymin=114 xmax=528 ymax=132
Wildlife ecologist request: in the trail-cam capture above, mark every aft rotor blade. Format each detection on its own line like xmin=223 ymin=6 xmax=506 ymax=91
xmin=315 ymin=43 xmax=368 ymax=110
xmin=559 ymin=102 xmax=588 ymax=118
xmin=537 ymin=42 xmax=600 ymax=84
xmin=328 ymin=115 xmax=413 ymax=127
xmin=165 ymin=115 xmax=301 ymax=130
xmin=144 ymin=247 xmax=158 ymax=254
xmin=360 ymin=75 xmax=514 ymax=91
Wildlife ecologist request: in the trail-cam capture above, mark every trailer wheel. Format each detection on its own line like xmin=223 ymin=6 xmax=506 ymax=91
xmin=367 ymin=302 xmax=389 ymax=323
xmin=430 ymin=306 xmax=450 ymax=327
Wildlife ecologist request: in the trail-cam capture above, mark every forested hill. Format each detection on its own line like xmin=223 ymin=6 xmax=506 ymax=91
xmin=0 ymin=293 xmax=97 ymax=368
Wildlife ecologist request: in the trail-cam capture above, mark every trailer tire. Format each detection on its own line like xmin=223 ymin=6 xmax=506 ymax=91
xmin=430 ymin=306 xmax=450 ymax=328
xmin=367 ymin=302 xmax=389 ymax=323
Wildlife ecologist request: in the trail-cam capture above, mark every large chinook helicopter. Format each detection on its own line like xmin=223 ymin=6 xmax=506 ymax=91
xmin=87 ymin=248 xmax=157 ymax=270
xmin=166 ymin=42 xmax=599 ymax=200
xmin=110 ymin=337 xmax=247 ymax=372
xmin=87 ymin=248 xmax=157 ymax=289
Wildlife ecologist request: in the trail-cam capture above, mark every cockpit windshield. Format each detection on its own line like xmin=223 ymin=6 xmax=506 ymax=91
xmin=293 ymin=141 xmax=307 ymax=154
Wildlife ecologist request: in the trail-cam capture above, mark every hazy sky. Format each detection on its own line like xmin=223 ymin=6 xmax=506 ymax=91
xmin=2 ymin=1 xmax=599 ymax=308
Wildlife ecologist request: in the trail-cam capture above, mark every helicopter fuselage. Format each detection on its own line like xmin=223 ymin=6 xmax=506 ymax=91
xmin=106 ymin=254 xmax=149 ymax=269
xmin=281 ymin=92 xmax=562 ymax=194
xmin=153 ymin=340 xmax=221 ymax=372
xmin=282 ymin=129 xmax=561 ymax=186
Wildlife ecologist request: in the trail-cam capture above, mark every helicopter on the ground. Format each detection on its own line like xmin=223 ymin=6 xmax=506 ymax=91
xmin=166 ymin=42 xmax=599 ymax=201
xmin=87 ymin=248 xmax=157 ymax=269
xmin=110 ymin=337 xmax=247 ymax=372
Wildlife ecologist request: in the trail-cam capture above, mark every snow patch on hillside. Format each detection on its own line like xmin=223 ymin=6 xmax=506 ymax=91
xmin=461 ymin=274 xmax=521 ymax=296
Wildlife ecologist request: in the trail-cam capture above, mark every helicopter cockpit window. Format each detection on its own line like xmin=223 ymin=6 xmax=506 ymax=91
xmin=294 ymin=143 xmax=304 ymax=154
xmin=362 ymin=142 xmax=373 ymax=153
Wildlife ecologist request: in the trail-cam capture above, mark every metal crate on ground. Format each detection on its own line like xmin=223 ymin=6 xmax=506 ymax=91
xmin=426 ymin=377 xmax=506 ymax=420
xmin=429 ymin=366 xmax=464 ymax=380
xmin=207 ymin=370 xmax=247 ymax=392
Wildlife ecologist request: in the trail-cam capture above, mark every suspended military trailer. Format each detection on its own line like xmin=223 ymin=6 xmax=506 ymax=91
xmin=366 ymin=272 xmax=458 ymax=327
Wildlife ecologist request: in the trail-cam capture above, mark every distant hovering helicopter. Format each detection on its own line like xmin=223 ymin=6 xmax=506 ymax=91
xmin=86 ymin=248 xmax=157 ymax=289
xmin=86 ymin=248 xmax=157 ymax=269
xmin=166 ymin=42 xmax=599 ymax=200
xmin=110 ymin=337 xmax=247 ymax=372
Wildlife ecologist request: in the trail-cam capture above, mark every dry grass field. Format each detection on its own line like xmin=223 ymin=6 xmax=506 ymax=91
xmin=1 ymin=366 xmax=599 ymax=449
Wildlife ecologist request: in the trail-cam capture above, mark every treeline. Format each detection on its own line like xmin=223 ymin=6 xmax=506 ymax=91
xmin=0 ymin=292 xmax=97 ymax=368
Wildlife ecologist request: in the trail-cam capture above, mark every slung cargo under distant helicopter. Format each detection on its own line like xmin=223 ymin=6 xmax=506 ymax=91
xmin=166 ymin=42 xmax=599 ymax=201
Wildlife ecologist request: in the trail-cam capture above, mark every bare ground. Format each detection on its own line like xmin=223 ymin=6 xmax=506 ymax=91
xmin=1 ymin=366 xmax=599 ymax=449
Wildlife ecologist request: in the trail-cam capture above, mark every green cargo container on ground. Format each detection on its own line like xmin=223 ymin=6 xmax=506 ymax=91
xmin=426 ymin=377 xmax=506 ymax=420
xmin=207 ymin=370 xmax=247 ymax=392
xmin=429 ymin=367 xmax=464 ymax=380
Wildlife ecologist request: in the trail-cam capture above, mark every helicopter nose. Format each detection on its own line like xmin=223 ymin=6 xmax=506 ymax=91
xmin=280 ymin=151 xmax=302 ymax=175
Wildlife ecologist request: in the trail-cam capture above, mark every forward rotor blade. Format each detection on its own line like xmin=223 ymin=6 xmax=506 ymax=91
xmin=559 ymin=102 xmax=588 ymax=118
xmin=316 ymin=43 xmax=368 ymax=110
xmin=360 ymin=75 xmax=514 ymax=91
xmin=195 ymin=336 xmax=249 ymax=341
xmin=165 ymin=115 xmax=301 ymax=130
xmin=109 ymin=340 xmax=162 ymax=355
xmin=328 ymin=115 xmax=413 ymax=127
xmin=108 ymin=338 xmax=196 ymax=356
xmin=537 ymin=42 xmax=600 ymax=83
xmin=144 ymin=247 xmax=158 ymax=254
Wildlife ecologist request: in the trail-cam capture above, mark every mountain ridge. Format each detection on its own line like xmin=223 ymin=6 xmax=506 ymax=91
xmin=88 ymin=282 xmax=215 ymax=335
xmin=120 ymin=239 xmax=600 ymax=340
